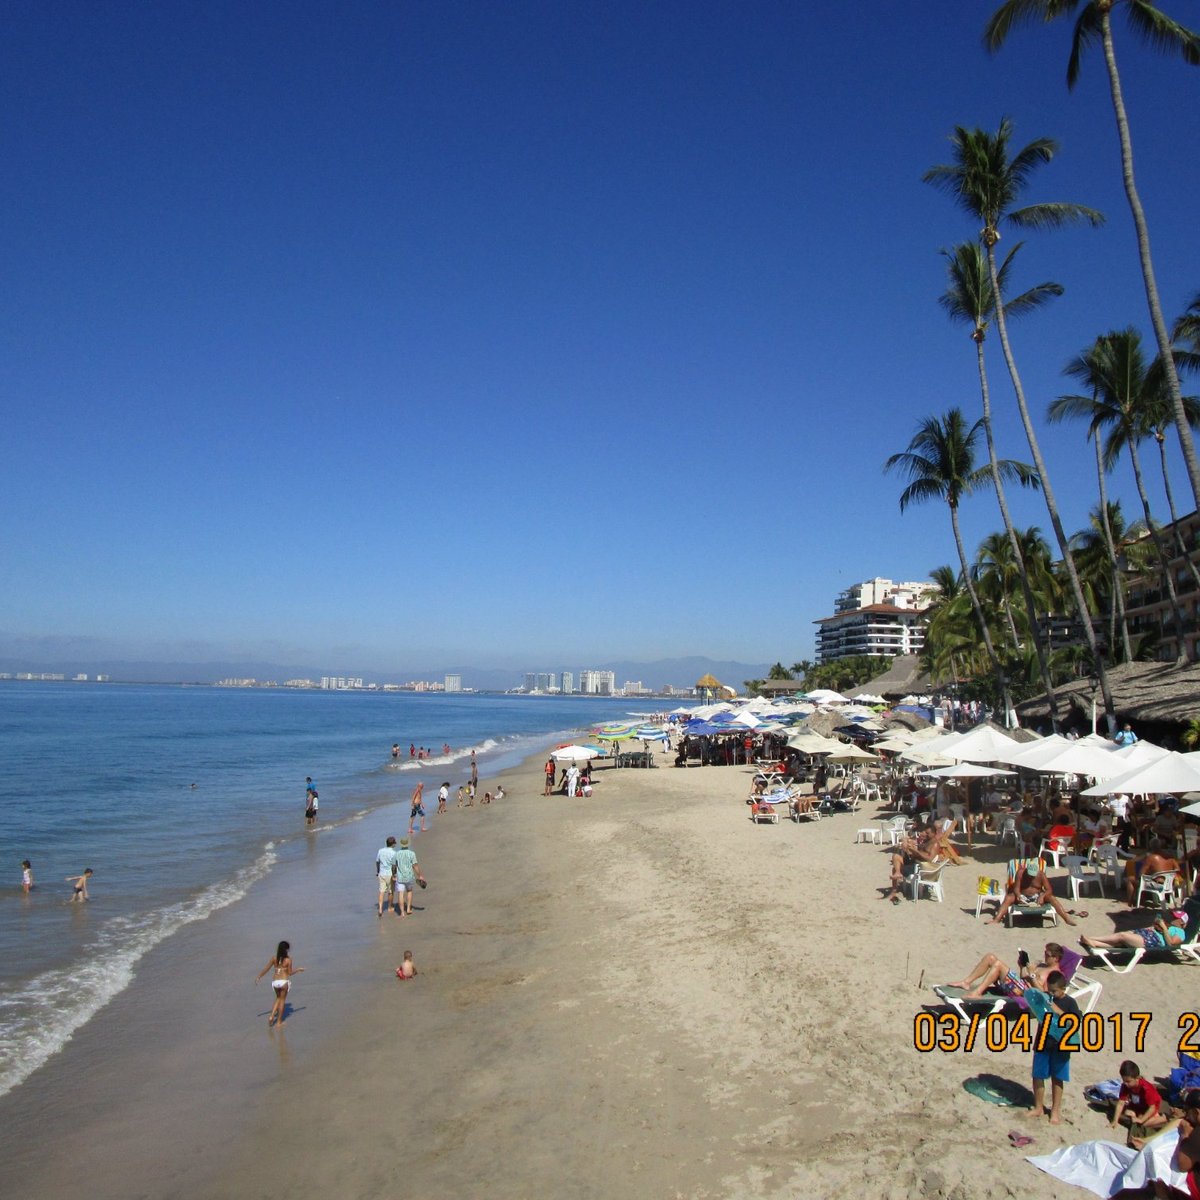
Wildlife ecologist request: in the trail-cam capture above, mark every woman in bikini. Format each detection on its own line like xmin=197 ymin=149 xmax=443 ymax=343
xmin=256 ymin=940 xmax=304 ymax=1027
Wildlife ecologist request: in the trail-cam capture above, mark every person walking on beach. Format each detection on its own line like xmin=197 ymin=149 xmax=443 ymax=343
xmin=256 ymin=940 xmax=304 ymax=1027
xmin=21 ymin=859 xmax=33 ymax=894
xmin=305 ymin=777 xmax=319 ymax=828
xmin=470 ymin=754 xmax=478 ymax=794
xmin=392 ymin=837 xmax=426 ymax=917
xmin=409 ymin=781 xmax=429 ymax=835
xmin=66 ymin=868 xmax=93 ymax=902
xmin=437 ymin=782 xmax=449 ymax=813
xmin=544 ymin=758 xmax=555 ymax=796
xmin=376 ymin=835 xmax=400 ymax=916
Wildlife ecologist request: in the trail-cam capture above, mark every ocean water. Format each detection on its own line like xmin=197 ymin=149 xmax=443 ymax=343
xmin=0 ymin=682 xmax=636 ymax=1096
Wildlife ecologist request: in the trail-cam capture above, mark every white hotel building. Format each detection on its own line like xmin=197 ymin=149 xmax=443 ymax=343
xmin=814 ymin=578 xmax=935 ymax=664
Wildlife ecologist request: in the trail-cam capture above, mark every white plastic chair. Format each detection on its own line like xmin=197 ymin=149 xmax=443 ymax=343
xmin=1136 ymin=871 xmax=1180 ymax=911
xmin=1094 ymin=844 xmax=1123 ymax=898
xmin=1063 ymin=854 xmax=1104 ymax=903
xmin=863 ymin=781 xmax=882 ymax=803
xmin=998 ymin=816 xmax=1020 ymax=849
xmin=1038 ymin=831 xmax=1074 ymax=869
xmin=949 ymin=803 xmax=967 ymax=834
xmin=878 ymin=816 xmax=909 ymax=846
xmin=910 ymin=859 xmax=949 ymax=903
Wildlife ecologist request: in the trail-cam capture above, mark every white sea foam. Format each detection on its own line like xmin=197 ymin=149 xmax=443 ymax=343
xmin=0 ymin=844 xmax=277 ymax=1098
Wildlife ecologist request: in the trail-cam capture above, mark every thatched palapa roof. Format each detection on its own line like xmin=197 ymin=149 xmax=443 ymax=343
xmin=1018 ymin=661 xmax=1200 ymax=727
xmin=855 ymin=655 xmax=930 ymax=701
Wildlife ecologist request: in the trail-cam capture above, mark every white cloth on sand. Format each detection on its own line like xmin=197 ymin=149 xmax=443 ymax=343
xmin=1027 ymin=1129 xmax=1186 ymax=1197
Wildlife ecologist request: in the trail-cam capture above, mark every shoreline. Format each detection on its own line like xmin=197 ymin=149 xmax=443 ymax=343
xmin=5 ymin=745 xmax=1198 ymax=1198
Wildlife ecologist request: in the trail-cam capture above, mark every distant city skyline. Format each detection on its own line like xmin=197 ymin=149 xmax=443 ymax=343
xmin=3 ymin=3 xmax=1195 ymax=667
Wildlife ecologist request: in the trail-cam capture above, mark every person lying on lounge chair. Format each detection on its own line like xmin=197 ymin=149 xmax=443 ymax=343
xmin=1081 ymin=917 xmax=1185 ymax=955
xmin=882 ymin=829 xmax=940 ymax=904
xmin=946 ymin=941 xmax=1065 ymax=1000
xmin=988 ymin=863 xmax=1077 ymax=927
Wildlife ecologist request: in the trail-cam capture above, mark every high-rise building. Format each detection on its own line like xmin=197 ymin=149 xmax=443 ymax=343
xmin=444 ymin=674 xmax=462 ymax=693
xmin=578 ymin=669 xmax=615 ymax=695
xmin=560 ymin=671 xmax=574 ymax=695
xmin=815 ymin=577 xmax=934 ymax=664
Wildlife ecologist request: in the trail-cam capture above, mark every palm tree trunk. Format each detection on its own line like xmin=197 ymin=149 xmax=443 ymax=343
xmin=1129 ymin=441 xmax=1190 ymax=663
xmin=1100 ymin=15 xmax=1200 ymax=510
xmin=975 ymin=337 xmax=1057 ymax=728
xmin=1157 ymin=433 xmax=1200 ymax=598
xmin=983 ymin=237 xmax=1117 ymax=728
xmin=1094 ymin=433 xmax=1133 ymax=662
xmin=950 ymin=500 xmax=1014 ymax=726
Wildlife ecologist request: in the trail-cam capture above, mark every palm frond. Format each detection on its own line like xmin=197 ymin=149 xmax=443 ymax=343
xmin=1009 ymin=201 xmax=1105 ymax=230
xmin=1127 ymin=0 xmax=1200 ymax=66
xmin=1067 ymin=4 xmax=1104 ymax=88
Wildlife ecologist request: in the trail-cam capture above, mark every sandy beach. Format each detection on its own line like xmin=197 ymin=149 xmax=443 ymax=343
xmin=3 ymin=746 xmax=1196 ymax=1199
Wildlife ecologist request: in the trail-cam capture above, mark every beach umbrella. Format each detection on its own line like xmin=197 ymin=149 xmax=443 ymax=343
xmin=944 ymin=724 xmax=1020 ymax=764
xmin=552 ymin=745 xmax=603 ymax=762
xmin=1111 ymin=740 xmax=1171 ymax=766
xmin=786 ymin=731 xmax=843 ymax=754
xmin=925 ymin=763 xmax=1016 ymax=778
xmin=1079 ymin=751 xmax=1200 ymax=796
xmin=825 ymin=742 xmax=878 ymax=762
xmin=804 ymin=688 xmax=849 ymax=704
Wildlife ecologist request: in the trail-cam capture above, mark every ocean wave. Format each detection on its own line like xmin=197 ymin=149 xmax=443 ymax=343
xmin=380 ymin=737 xmax=501 ymax=771
xmin=0 ymin=844 xmax=277 ymax=1098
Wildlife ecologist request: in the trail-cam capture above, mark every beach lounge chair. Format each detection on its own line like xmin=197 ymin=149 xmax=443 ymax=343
xmin=750 ymin=799 xmax=780 ymax=824
xmin=931 ymin=945 xmax=1102 ymax=1022
xmin=1084 ymin=932 xmax=1199 ymax=974
xmin=1002 ymin=857 xmax=1059 ymax=928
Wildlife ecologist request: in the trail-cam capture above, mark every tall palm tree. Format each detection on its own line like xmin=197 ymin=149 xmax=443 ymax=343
xmin=1046 ymin=361 xmax=1133 ymax=661
xmin=923 ymin=120 xmax=1117 ymax=724
xmin=1071 ymin=501 xmax=1155 ymax=658
xmin=985 ymin=0 xmax=1200 ymax=509
xmin=884 ymin=408 xmax=1038 ymax=724
xmin=939 ymin=240 xmax=1064 ymax=725
xmin=1053 ymin=329 xmax=1191 ymax=660
xmin=1138 ymin=340 xmax=1200 ymax=598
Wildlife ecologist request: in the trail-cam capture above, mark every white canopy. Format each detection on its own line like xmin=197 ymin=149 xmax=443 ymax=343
xmin=924 ymin=763 xmax=1016 ymax=779
xmin=1080 ymin=751 xmax=1200 ymax=796
xmin=804 ymin=688 xmax=849 ymax=704
xmin=944 ymin=724 xmax=1021 ymax=764
xmin=825 ymin=742 xmax=878 ymax=762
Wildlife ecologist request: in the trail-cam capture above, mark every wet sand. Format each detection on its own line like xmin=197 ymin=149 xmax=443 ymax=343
xmin=3 ymin=748 xmax=1196 ymax=1199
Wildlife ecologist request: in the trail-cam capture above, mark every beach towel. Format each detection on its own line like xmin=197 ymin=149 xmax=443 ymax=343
xmin=1027 ymin=1129 xmax=1186 ymax=1197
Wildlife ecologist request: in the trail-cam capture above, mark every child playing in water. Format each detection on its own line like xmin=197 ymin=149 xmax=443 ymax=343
xmin=66 ymin=868 xmax=93 ymax=902
xmin=22 ymin=860 xmax=33 ymax=894
xmin=395 ymin=950 xmax=417 ymax=980
xmin=256 ymin=939 xmax=304 ymax=1027
xmin=456 ymin=785 xmax=467 ymax=808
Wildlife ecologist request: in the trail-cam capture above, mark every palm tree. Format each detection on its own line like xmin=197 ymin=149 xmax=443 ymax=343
xmin=1182 ymin=717 xmax=1200 ymax=749
xmin=1053 ymin=329 xmax=1191 ymax=660
xmin=985 ymin=0 xmax=1200 ymax=510
xmin=884 ymin=408 xmax=1038 ymax=724
xmin=973 ymin=531 xmax=1024 ymax=651
xmin=923 ymin=120 xmax=1117 ymax=726
xmin=939 ymin=240 xmax=1063 ymax=724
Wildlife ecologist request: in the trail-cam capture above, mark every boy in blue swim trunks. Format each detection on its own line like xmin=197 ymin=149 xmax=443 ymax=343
xmin=1029 ymin=971 xmax=1080 ymax=1126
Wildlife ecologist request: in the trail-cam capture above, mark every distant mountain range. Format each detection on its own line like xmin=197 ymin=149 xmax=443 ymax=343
xmin=0 ymin=655 xmax=775 ymax=693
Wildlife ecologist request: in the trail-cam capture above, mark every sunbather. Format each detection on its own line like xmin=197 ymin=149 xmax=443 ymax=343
xmin=988 ymin=862 xmax=1078 ymax=927
xmin=946 ymin=941 xmax=1064 ymax=1000
xmin=1081 ymin=917 xmax=1186 ymax=955
xmin=882 ymin=829 xmax=940 ymax=904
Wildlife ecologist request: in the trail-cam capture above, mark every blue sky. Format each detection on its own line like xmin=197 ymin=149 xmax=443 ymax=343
xmin=2 ymin=1 xmax=1197 ymax=672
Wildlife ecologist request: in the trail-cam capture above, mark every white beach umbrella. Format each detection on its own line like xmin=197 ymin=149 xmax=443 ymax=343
xmin=786 ymin=731 xmax=844 ymax=754
xmin=990 ymin=734 xmax=1067 ymax=768
xmin=1013 ymin=741 xmax=1129 ymax=779
xmin=1080 ymin=752 xmax=1200 ymax=796
xmin=825 ymin=742 xmax=878 ymax=762
xmin=945 ymin=724 xmax=1021 ymax=764
xmin=851 ymin=692 xmax=886 ymax=704
xmin=924 ymin=763 xmax=1017 ymax=779
xmin=804 ymin=688 xmax=849 ymax=704
xmin=551 ymin=745 xmax=604 ymax=762
xmin=1111 ymin=740 xmax=1171 ymax=766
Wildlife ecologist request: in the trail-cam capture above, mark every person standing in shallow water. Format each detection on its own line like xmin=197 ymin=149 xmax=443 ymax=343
xmin=305 ymin=777 xmax=318 ymax=828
